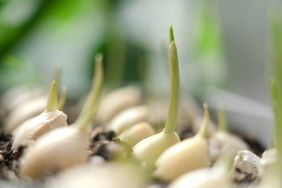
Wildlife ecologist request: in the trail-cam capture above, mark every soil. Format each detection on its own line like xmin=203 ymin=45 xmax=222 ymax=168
xmin=0 ymin=130 xmax=24 ymax=181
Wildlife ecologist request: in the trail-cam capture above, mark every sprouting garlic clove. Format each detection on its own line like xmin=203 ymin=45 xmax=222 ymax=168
xmin=154 ymin=104 xmax=211 ymax=182
xmin=133 ymin=26 xmax=181 ymax=169
xmin=118 ymin=122 xmax=154 ymax=147
xmin=209 ymin=131 xmax=249 ymax=164
xmin=46 ymin=162 xmax=149 ymax=188
xmin=12 ymin=81 xmax=68 ymax=150
xmin=261 ymin=148 xmax=277 ymax=170
xmin=169 ymin=168 xmax=232 ymax=188
xmin=4 ymin=96 xmax=47 ymax=133
xmin=232 ymin=150 xmax=262 ymax=184
xmin=107 ymin=105 xmax=148 ymax=135
xmin=20 ymin=54 xmax=104 ymax=180
xmin=133 ymin=131 xmax=180 ymax=167
xmin=19 ymin=126 xmax=89 ymax=179
xmin=12 ymin=110 xmax=67 ymax=150
xmin=96 ymin=86 xmax=142 ymax=124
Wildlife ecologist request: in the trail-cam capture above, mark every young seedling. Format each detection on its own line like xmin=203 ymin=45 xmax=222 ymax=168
xmin=118 ymin=122 xmax=155 ymax=147
xmin=12 ymin=81 xmax=68 ymax=150
xmin=96 ymin=86 xmax=142 ymax=124
xmin=132 ymin=25 xmax=180 ymax=167
xmin=209 ymin=104 xmax=248 ymax=163
xmin=154 ymin=104 xmax=211 ymax=181
xmin=4 ymin=66 xmax=64 ymax=133
xmin=19 ymin=54 xmax=104 ymax=180
xmin=107 ymin=105 xmax=149 ymax=134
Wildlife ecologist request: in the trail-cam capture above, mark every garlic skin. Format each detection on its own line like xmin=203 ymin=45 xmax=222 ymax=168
xmin=232 ymin=150 xmax=262 ymax=184
xmin=19 ymin=126 xmax=89 ymax=179
xmin=4 ymin=96 xmax=47 ymax=133
xmin=133 ymin=131 xmax=180 ymax=167
xmin=12 ymin=110 xmax=67 ymax=150
xmin=209 ymin=131 xmax=249 ymax=163
xmin=96 ymin=86 xmax=141 ymax=124
xmin=107 ymin=106 xmax=148 ymax=134
xmin=169 ymin=168 xmax=232 ymax=188
xmin=261 ymin=148 xmax=277 ymax=170
xmin=154 ymin=136 xmax=210 ymax=181
xmin=118 ymin=122 xmax=154 ymax=147
xmin=46 ymin=162 xmax=148 ymax=188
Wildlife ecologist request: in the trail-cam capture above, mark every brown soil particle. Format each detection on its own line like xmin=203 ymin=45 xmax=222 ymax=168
xmin=0 ymin=130 xmax=24 ymax=181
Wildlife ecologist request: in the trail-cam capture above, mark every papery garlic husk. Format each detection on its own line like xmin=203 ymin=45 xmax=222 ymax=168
xmin=4 ymin=96 xmax=47 ymax=133
xmin=12 ymin=110 xmax=68 ymax=150
xmin=261 ymin=148 xmax=277 ymax=170
xmin=1 ymin=86 xmax=44 ymax=113
xmin=118 ymin=122 xmax=154 ymax=147
xmin=232 ymin=150 xmax=262 ymax=184
xmin=19 ymin=126 xmax=89 ymax=179
xmin=154 ymin=136 xmax=210 ymax=182
xmin=209 ymin=131 xmax=249 ymax=163
xmin=96 ymin=86 xmax=142 ymax=124
xmin=133 ymin=131 xmax=180 ymax=167
xmin=169 ymin=168 xmax=232 ymax=188
xmin=107 ymin=105 xmax=148 ymax=134
xmin=46 ymin=162 xmax=148 ymax=188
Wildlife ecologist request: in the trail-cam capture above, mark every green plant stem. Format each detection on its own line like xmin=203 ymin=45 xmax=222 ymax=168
xmin=57 ymin=86 xmax=67 ymax=110
xmin=76 ymin=54 xmax=104 ymax=131
xmin=196 ymin=103 xmax=209 ymax=138
xmin=164 ymin=25 xmax=180 ymax=134
xmin=45 ymin=80 xmax=58 ymax=112
xmin=217 ymin=104 xmax=227 ymax=131
xmin=270 ymin=78 xmax=282 ymax=169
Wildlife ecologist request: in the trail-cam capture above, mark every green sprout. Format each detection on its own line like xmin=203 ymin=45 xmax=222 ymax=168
xmin=76 ymin=53 xmax=104 ymax=131
xmin=217 ymin=104 xmax=227 ymax=131
xmin=164 ymin=25 xmax=180 ymax=134
xmin=45 ymin=80 xmax=58 ymax=112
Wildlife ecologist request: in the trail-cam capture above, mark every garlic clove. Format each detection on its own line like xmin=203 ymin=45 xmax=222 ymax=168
xmin=107 ymin=105 xmax=148 ymax=134
xmin=4 ymin=96 xmax=47 ymax=133
xmin=209 ymin=131 xmax=249 ymax=163
xmin=1 ymin=86 xmax=44 ymax=113
xmin=46 ymin=162 xmax=148 ymax=188
xmin=169 ymin=168 xmax=232 ymax=188
xmin=96 ymin=86 xmax=142 ymax=124
xmin=133 ymin=131 xmax=180 ymax=167
xmin=19 ymin=126 xmax=89 ymax=179
xmin=261 ymin=148 xmax=277 ymax=170
xmin=20 ymin=54 xmax=104 ymax=180
xmin=154 ymin=136 xmax=210 ymax=181
xmin=12 ymin=110 xmax=67 ymax=150
xmin=154 ymin=104 xmax=211 ymax=181
xmin=118 ymin=122 xmax=154 ymax=147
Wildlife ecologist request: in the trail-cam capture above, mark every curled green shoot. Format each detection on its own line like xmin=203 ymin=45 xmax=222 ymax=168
xmin=217 ymin=104 xmax=227 ymax=131
xmin=270 ymin=78 xmax=282 ymax=170
xmin=164 ymin=25 xmax=180 ymax=134
xmin=45 ymin=80 xmax=58 ymax=112
xmin=76 ymin=54 xmax=104 ymax=131
xmin=196 ymin=103 xmax=210 ymax=138
xmin=57 ymin=86 xmax=67 ymax=111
